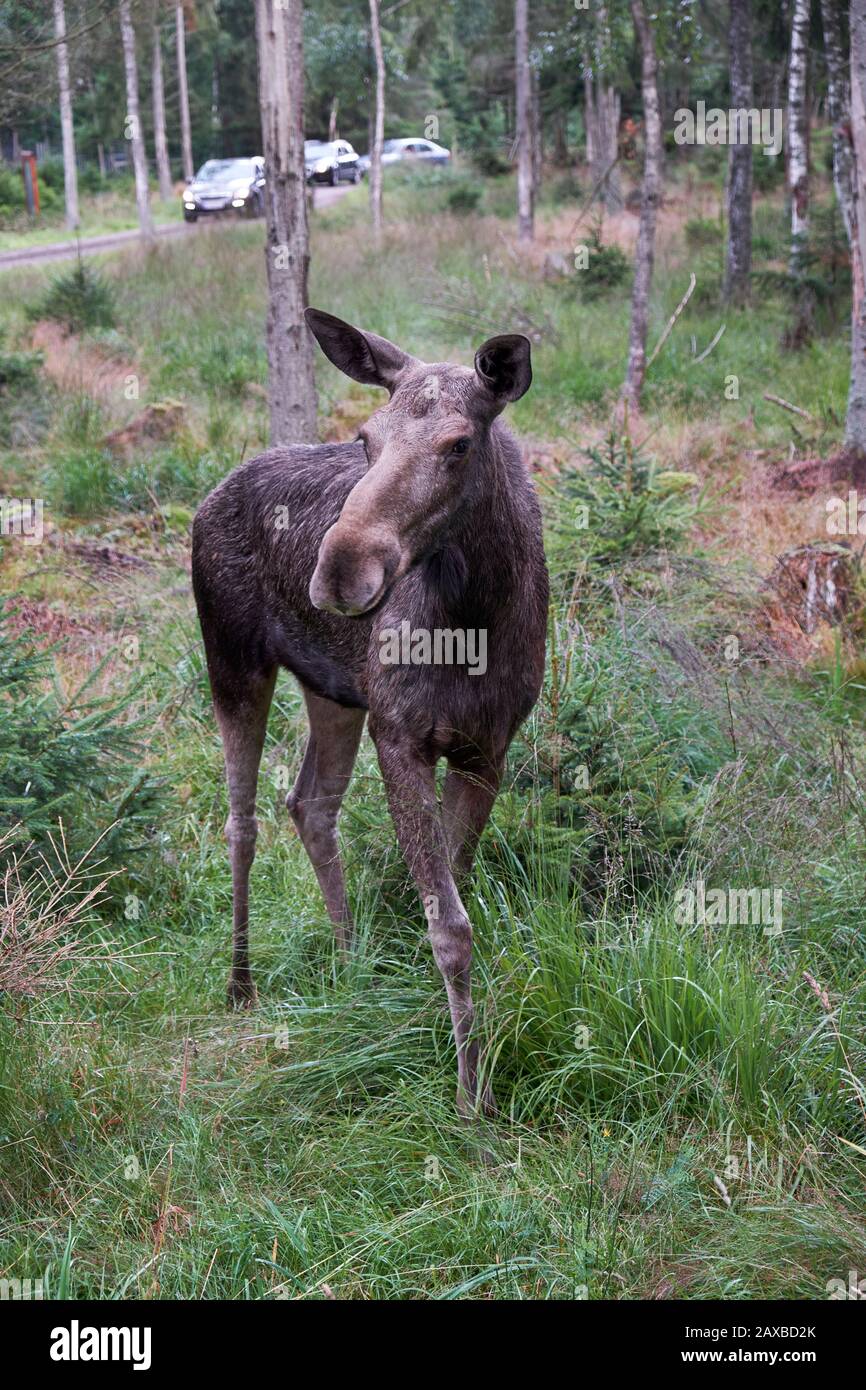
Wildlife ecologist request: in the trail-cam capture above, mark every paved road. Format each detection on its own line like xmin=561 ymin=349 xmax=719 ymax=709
xmin=0 ymin=183 xmax=351 ymax=272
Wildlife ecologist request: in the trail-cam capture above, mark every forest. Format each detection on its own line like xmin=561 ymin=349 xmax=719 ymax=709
xmin=1 ymin=0 xmax=866 ymax=1316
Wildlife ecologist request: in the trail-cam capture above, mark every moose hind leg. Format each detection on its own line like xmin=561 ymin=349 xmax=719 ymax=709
xmin=442 ymin=752 xmax=504 ymax=884
xmin=286 ymin=685 xmax=365 ymax=954
xmin=214 ymin=667 xmax=277 ymax=1010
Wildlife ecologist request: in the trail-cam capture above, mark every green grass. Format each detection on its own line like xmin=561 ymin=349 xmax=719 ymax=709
xmin=0 ymin=185 xmax=183 ymax=252
xmin=0 ymin=167 xmax=865 ymax=1300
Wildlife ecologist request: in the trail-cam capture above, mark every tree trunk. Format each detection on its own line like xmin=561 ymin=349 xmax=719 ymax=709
xmin=328 ymin=96 xmax=339 ymax=142
xmin=254 ymin=0 xmax=317 ymax=445
xmin=530 ymin=64 xmax=542 ymax=199
xmin=553 ymin=109 xmax=568 ymax=167
xmin=119 ymin=0 xmax=154 ymax=244
xmin=584 ymin=76 xmax=621 ymax=211
xmin=584 ymin=71 xmax=596 ymax=167
xmin=724 ymin=0 xmax=753 ymax=303
xmin=820 ymin=0 xmax=855 ymax=245
xmin=622 ymin=0 xmax=662 ymax=412
xmin=369 ymin=0 xmax=385 ymax=241
xmin=598 ymin=83 xmax=622 ymax=211
xmin=788 ymin=0 xmax=811 ymax=274
xmin=847 ymin=0 xmax=866 ymax=452
xmin=152 ymin=6 xmax=173 ymax=201
xmin=53 ymin=0 xmax=79 ymax=230
xmin=515 ymin=0 xmax=533 ymax=241
xmin=176 ymin=2 xmax=194 ymax=181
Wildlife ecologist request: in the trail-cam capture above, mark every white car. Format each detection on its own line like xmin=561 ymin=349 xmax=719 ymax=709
xmin=357 ymin=137 xmax=451 ymax=176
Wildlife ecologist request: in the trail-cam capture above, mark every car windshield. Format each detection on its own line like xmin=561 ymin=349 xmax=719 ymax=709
xmin=195 ymin=159 xmax=256 ymax=184
xmin=382 ymin=141 xmax=402 ymax=153
xmin=304 ymin=142 xmax=332 ymax=157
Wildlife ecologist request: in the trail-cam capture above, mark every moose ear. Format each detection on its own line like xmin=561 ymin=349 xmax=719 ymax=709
xmin=474 ymin=333 xmax=532 ymax=405
xmin=305 ymin=308 xmax=416 ymax=393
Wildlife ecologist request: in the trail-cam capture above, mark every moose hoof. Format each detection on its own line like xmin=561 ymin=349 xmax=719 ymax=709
xmin=226 ymin=976 xmax=258 ymax=1011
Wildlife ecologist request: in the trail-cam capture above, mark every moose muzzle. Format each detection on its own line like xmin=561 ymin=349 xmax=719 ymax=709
xmin=309 ymin=522 xmax=402 ymax=617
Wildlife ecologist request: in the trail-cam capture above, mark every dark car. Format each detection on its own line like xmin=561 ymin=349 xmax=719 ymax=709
xmin=183 ymin=157 xmax=265 ymax=222
xmin=304 ymin=139 xmax=361 ymax=185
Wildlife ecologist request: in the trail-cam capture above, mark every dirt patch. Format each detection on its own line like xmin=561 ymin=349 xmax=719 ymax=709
xmin=770 ymin=448 xmax=866 ymax=493
xmin=102 ymin=401 xmax=185 ymax=457
xmin=2 ymin=596 xmax=102 ymax=645
xmin=64 ymin=539 xmax=153 ymax=575
xmin=31 ymin=319 xmax=146 ymax=403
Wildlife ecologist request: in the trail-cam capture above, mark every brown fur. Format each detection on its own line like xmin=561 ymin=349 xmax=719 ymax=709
xmin=192 ymin=310 xmax=549 ymax=1115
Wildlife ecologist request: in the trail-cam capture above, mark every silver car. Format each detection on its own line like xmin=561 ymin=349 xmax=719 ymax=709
xmin=357 ymin=137 xmax=451 ymax=176
xmin=183 ymin=158 xmax=265 ymax=222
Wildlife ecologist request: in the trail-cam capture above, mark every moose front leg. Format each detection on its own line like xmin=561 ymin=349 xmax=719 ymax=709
xmin=373 ymin=730 xmax=492 ymax=1118
xmin=214 ymin=667 xmax=277 ymax=1010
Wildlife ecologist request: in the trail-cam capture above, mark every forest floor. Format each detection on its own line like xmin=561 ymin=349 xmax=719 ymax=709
xmin=1 ymin=158 xmax=865 ymax=1300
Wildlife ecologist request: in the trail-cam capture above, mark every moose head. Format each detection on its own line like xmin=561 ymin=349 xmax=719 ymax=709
xmin=305 ymin=308 xmax=532 ymax=617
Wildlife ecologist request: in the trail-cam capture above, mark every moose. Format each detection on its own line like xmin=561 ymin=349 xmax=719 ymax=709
xmin=192 ymin=310 xmax=549 ymax=1115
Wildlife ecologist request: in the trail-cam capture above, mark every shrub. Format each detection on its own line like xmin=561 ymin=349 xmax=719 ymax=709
xmin=446 ymin=180 xmax=482 ymax=214
xmin=35 ymin=156 xmax=65 ymax=191
xmin=752 ymin=152 xmax=785 ymax=192
xmin=546 ymin=432 xmax=701 ymax=582
xmin=572 ymin=233 xmax=630 ymax=300
xmin=42 ymin=446 xmax=116 ymax=517
xmin=0 ymin=335 xmax=49 ymax=447
xmin=547 ymin=173 xmax=583 ymax=205
xmin=28 ymin=261 xmax=116 ymax=335
xmin=0 ymin=602 xmax=163 ymax=874
xmin=0 ymin=165 xmax=23 ymax=216
xmin=0 ymin=346 xmax=42 ymax=392
xmin=684 ymin=216 xmax=720 ymax=249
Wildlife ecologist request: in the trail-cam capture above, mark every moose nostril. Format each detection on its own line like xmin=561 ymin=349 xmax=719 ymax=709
xmin=310 ymin=532 xmax=402 ymax=616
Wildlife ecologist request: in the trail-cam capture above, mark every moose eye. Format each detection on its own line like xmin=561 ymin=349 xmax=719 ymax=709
xmin=449 ymin=437 xmax=471 ymax=458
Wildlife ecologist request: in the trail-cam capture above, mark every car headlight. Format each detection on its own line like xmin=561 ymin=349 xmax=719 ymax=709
xmin=315 ymin=159 xmax=330 ymax=173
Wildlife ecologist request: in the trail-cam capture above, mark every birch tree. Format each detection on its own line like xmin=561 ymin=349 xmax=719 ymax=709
xmin=53 ymin=0 xmax=79 ymax=231
xmin=369 ymin=0 xmax=385 ymax=241
xmin=119 ymin=0 xmax=155 ymax=244
xmin=724 ymin=0 xmax=753 ymax=304
xmin=788 ymin=0 xmax=811 ymax=275
xmin=847 ymin=0 xmax=866 ymax=453
xmin=820 ymin=0 xmax=855 ymax=243
xmin=152 ymin=4 xmax=173 ymax=202
xmin=622 ymin=0 xmax=662 ymax=411
xmin=255 ymin=0 xmax=317 ymax=445
xmin=515 ymin=0 xmax=534 ymax=241
xmin=176 ymin=2 xmax=194 ymax=181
